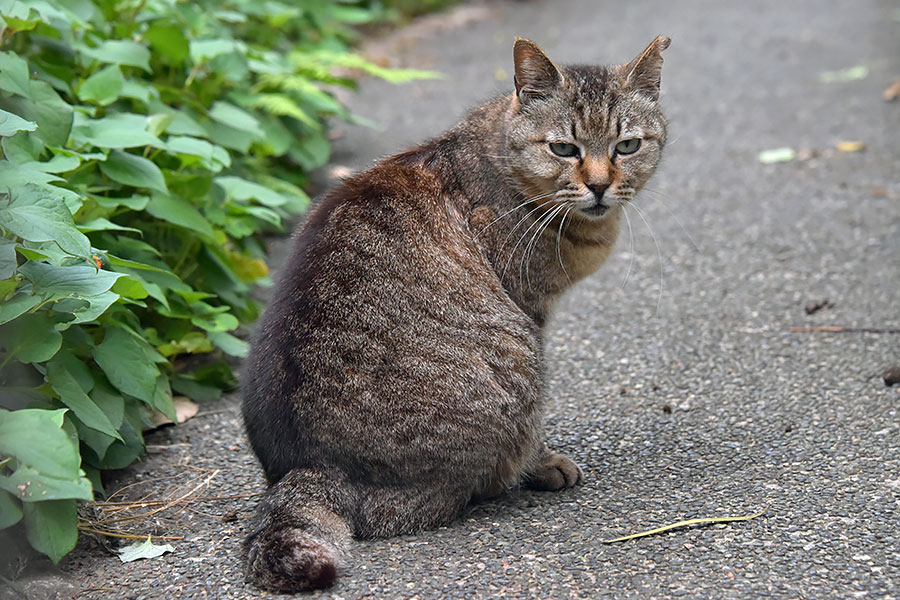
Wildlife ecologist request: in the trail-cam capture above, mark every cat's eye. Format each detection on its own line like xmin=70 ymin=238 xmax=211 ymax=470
xmin=614 ymin=138 xmax=642 ymax=156
xmin=549 ymin=142 xmax=580 ymax=158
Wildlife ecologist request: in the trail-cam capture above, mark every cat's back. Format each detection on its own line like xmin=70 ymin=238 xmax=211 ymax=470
xmin=243 ymin=153 xmax=542 ymax=484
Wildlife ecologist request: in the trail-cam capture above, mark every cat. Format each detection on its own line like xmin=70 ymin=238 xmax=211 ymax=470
xmin=241 ymin=35 xmax=671 ymax=593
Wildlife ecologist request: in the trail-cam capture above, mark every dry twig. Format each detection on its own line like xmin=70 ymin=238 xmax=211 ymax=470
xmin=603 ymin=504 xmax=770 ymax=543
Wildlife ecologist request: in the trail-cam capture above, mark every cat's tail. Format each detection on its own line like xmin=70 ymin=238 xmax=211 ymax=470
xmin=244 ymin=468 xmax=353 ymax=593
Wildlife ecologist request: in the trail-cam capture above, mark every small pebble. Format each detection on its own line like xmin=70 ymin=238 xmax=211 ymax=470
xmin=883 ymin=365 xmax=900 ymax=386
xmin=805 ymin=298 xmax=833 ymax=315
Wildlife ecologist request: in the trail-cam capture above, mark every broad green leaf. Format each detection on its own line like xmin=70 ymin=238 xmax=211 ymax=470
xmin=92 ymin=194 xmax=149 ymax=211
xmin=76 ymin=218 xmax=141 ymax=234
xmin=208 ymin=101 xmax=259 ymax=133
xmin=119 ymin=79 xmax=157 ymax=103
xmin=290 ymin=130 xmax=330 ymax=170
xmin=58 ymin=289 xmax=119 ymax=324
xmin=0 ymin=164 xmax=83 ymax=215
xmin=204 ymin=119 xmax=256 ymax=152
xmin=158 ymin=331 xmax=213 ymax=356
xmin=0 ymin=237 xmax=16 ymax=279
xmin=145 ymin=23 xmax=189 ymax=63
xmin=189 ymin=39 xmax=241 ymax=63
xmin=0 ymin=51 xmax=31 ymax=97
xmin=78 ymin=40 xmax=151 ymax=71
xmin=92 ymin=327 xmax=160 ymax=404
xmin=19 ymin=240 xmax=77 ymax=266
xmin=191 ymin=311 xmax=239 ymax=332
xmin=166 ymin=136 xmax=229 ymax=170
xmin=152 ymin=374 xmax=175 ymax=421
xmin=1 ymin=312 xmax=63 ymax=363
xmin=90 ymin=378 xmax=124 ymax=429
xmin=208 ymin=330 xmax=249 ymax=357
xmin=100 ymin=150 xmax=168 ymax=192
xmin=331 ymin=5 xmax=376 ymax=24
xmin=0 ymin=107 xmax=36 ymax=136
xmin=214 ymin=176 xmax=286 ymax=206
xmin=0 ymin=159 xmax=63 ymax=187
xmin=23 ymin=499 xmax=79 ymax=564
xmin=74 ymin=114 xmax=163 ymax=149
xmin=0 ymin=408 xmax=81 ymax=479
xmin=49 ymin=348 xmax=94 ymax=392
xmin=0 ymin=489 xmax=23 ymax=528
xmin=0 ymin=185 xmax=90 ymax=257
xmin=2 ymin=127 xmax=45 ymax=161
xmin=75 ymin=418 xmax=117 ymax=463
xmin=106 ymin=254 xmax=172 ymax=275
xmin=111 ymin=274 xmax=148 ymax=299
xmin=5 ymin=0 xmax=72 ymax=25
xmin=117 ymin=535 xmax=175 ymax=563
xmin=0 ymin=466 xmax=93 ymax=502
xmin=46 ymin=357 xmax=122 ymax=440
xmin=0 ymin=80 xmax=74 ymax=146
xmin=171 ymin=373 xmax=222 ymax=402
xmin=18 ymin=261 xmax=125 ymax=297
xmin=0 ymin=292 xmax=42 ymax=325
xmin=91 ymin=416 xmax=142 ymax=470
xmin=78 ymin=64 xmax=124 ymax=106
xmin=0 ymin=52 xmax=31 ymax=98
xmin=146 ymin=192 xmax=214 ymax=238
xmin=146 ymin=112 xmax=175 ymax=137
xmin=166 ymin=111 xmax=206 ymax=137
xmin=35 ymin=154 xmax=80 ymax=174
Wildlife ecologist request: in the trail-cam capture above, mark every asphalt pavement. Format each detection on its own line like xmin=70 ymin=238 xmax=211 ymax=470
xmin=45 ymin=0 xmax=900 ymax=598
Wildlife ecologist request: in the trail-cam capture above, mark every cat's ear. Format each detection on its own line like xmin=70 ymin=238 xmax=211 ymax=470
xmin=622 ymin=35 xmax=671 ymax=101
xmin=513 ymin=38 xmax=563 ymax=104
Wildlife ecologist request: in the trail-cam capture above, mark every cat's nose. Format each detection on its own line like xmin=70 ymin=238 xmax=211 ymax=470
xmin=587 ymin=183 xmax=609 ymax=200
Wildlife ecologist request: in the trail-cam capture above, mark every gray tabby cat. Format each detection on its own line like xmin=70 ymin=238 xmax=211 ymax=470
xmin=242 ymin=36 xmax=670 ymax=592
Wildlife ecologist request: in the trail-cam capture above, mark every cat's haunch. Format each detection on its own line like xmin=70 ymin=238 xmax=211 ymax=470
xmin=242 ymin=36 xmax=669 ymax=593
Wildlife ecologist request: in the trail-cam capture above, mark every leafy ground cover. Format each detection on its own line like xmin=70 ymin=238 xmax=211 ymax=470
xmin=0 ymin=0 xmax=433 ymax=567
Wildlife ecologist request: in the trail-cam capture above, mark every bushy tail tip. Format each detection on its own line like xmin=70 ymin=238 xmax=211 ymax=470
xmin=246 ymin=527 xmax=341 ymax=593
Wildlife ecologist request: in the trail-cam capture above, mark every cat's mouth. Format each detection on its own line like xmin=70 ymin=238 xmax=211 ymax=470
xmin=579 ymin=200 xmax=612 ymax=218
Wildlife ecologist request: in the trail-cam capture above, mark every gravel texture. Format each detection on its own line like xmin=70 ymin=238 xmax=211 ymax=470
xmin=24 ymin=0 xmax=900 ymax=598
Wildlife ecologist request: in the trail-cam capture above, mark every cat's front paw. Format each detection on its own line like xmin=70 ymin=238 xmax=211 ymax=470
xmin=526 ymin=453 xmax=583 ymax=491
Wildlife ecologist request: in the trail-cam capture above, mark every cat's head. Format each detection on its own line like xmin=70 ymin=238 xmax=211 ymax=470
xmin=503 ymin=36 xmax=670 ymax=219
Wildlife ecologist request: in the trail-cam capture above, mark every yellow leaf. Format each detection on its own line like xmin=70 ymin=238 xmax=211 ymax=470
xmin=835 ymin=141 xmax=865 ymax=153
xmin=227 ymin=251 xmax=269 ymax=282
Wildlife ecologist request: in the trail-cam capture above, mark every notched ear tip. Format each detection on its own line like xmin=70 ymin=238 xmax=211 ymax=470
xmin=623 ymin=35 xmax=671 ymax=100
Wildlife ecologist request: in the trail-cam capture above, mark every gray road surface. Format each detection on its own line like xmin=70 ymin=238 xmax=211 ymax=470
xmin=43 ymin=0 xmax=900 ymax=598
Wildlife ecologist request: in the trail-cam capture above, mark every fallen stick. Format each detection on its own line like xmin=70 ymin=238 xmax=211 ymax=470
xmin=602 ymin=504 xmax=770 ymax=543
xmin=91 ymin=491 xmax=262 ymax=508
xmin=76 ymin=526 xmax=184 ymax=541
xmin=99 ymin=469 xmax=219 ymax=526
xmin=789 ymin=326 xmax=900 ymax=334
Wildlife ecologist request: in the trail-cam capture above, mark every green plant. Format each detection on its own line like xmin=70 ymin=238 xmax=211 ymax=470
xmin=0 ymin=0 xmax=434 ymax=565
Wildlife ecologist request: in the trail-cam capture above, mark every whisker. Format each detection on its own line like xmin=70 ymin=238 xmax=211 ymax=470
xmin=663 ymin=133 xmax=683 ymax=147
xmin=556 ymin=204 xmax=574 ymax=284
xmin=524 ymin=203 xmax=567 ymax=290
xmin=628 ymin=202 xmax=665 ymax=317
xmin=638 ymin=186 xmax=701 ymax=253
xmin=476 ymin=191 xmax=555 ymax=239
xmin=621 ymin=205 xmax=635 ymax=290
xmin=499 ymin=201 xmax=552 ymax=284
